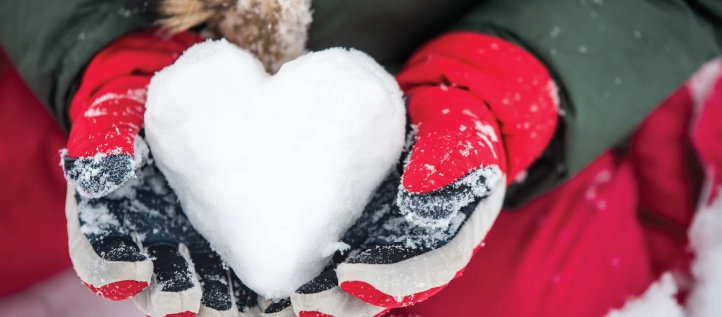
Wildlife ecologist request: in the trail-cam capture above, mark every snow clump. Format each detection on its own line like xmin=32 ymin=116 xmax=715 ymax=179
xmin=144 ymin=39 xmax=406 ymax=299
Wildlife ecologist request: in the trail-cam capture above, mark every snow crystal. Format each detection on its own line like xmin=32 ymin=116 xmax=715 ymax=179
xmin=475 ymin=121 xmax=499 ymax=159
xmin=547 ymin=80 xmax=561 ymax=110
xmin=78 ymin=203 xmax=120 ymax=236
xmin=144 ymin=39 xmax=405 ymax=299
xmin=550 ymin=26 xmax=561 ymax=38
xmin=514 ymin=170 xmax=528 ymax=183
xmin=686 ymin=182 xmax=722 ymax=317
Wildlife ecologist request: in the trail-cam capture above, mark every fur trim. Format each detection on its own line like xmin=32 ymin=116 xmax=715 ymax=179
xmin=156 ymin=0 xmax=234 ymax=32
xmin=157 ymin=0 xmax=312 ymax=73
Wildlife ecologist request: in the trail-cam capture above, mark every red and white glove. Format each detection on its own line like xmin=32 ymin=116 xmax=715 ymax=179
xmin=290 ymin=32 xmax=559 ymax=316
xmin=63 ymin=31 xmax=199 ymax=197
xmin=62 ymin=31 xmax=278 ymax=317
xmin=63 ymin=29 xmax=559 ymax=317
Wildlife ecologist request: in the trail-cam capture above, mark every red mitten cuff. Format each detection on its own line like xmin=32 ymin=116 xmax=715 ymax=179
xmin=67 ymin=30 xmax=203 ymax=158
xmin=397 ymin=32 xmax=559 ymax=186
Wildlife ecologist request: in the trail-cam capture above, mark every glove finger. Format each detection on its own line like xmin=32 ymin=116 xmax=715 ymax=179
xmin=291 ymin=270 xmax=388 ymax=317
xmin=397 ymin=166 xmax=502 ymax=227
xmin=229 ymin=271 xmax=263 ymax=317
xmin=133 ymin=243 xmax=202 ymax=317
xmin=261 ymin=298 xmax=294 ymax=317
xmin=190 ymin=251 xmax=238 ymax=317
xmin=62 ymin=152 xmax=138 ymax=198
xmin=66 ymin=186 xmax=153 ymax=300
xmin=397 ymin=89 xmax=506 ymax=228
xmin=338 ymin=179 xmax=506 ymax=309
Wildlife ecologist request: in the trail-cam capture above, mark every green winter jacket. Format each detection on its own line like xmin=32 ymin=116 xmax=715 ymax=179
xmin=1 ymin=0 xmax=721 ymax=207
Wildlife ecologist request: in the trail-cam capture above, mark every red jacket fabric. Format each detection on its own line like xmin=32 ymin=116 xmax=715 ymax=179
xmin=0 ymin=32 xmax=716 ymax=317
xmin=0 ymin=49 xmax=70 ymax=297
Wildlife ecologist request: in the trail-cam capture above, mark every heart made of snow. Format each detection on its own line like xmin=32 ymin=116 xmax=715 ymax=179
xmin=145 ymin=40 xmax=406 ymax=299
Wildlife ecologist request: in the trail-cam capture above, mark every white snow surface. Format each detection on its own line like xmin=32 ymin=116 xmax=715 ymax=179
xmin=145 ymin=39 xmax=406 ymax=299
xmin=686 ymin=182 xmax=722 ymax=317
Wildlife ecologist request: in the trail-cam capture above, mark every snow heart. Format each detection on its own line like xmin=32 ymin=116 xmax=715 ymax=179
xmin=145 ymin=40 xmax=406 ymax=299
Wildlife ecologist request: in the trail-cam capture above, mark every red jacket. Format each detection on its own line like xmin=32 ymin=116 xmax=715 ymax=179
xmin=0 ymin=48 xmax=69 ymax=297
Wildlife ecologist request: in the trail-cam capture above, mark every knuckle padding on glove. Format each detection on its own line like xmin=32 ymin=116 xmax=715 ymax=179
xmin=336 ymin=180 xmax=506 ymax=308
xmin=148 ymin=245 xmax=197 ymax=292
xmin=63 ymin=154 xmax=136 ymax=198
xmin=190 ymin=251 xmax=235 ymax=315
xmin=263 ymin=298 xmax=295 ymax=316
xmin=133 ymin=244 xmax=203 ymax=317
xmin=65 ymin=187 xmax=153 ymax=298
xmin=92 ymin=236 xmax=148 ymax=262
xmin=397 ymin=166 xmax=502 ymax=227
xmin=295 ymin=270 xmax=339 ymax=295
xmin=292 ymin=270 xmax=388 ymax=317
xmin=230 ymin=272 xmax=262 ymax=315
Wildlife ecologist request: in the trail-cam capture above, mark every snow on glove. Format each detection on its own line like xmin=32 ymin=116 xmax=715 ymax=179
xmin=67 ymin=161 xmax=263 ymax=317
xmin=291 ymin=32 xmax=559 ymax=316
xmin=62 ymin=31 xmax=200 ymax=198
xmin=62 ymin=31 xmax=267 ymax=317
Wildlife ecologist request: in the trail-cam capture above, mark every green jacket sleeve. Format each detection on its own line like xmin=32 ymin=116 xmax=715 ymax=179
xmin=0 ymin=1 xmax=155 ymax=132
xmin=450 ymin=0 xmax=722 ymax=207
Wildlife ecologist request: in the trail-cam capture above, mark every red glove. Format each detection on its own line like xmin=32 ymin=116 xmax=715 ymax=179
xmin=291 ymin=32 xmax=559 ymax=316
xmin=396 ymin=32 xmax=559 ymax=227
xmin=64 ymin=31 xmax=201 ymax=197
xmin=63 ymin=31 xmax=273 ymax=317
xmin=63 ymin=30 xmax=559 ymax=317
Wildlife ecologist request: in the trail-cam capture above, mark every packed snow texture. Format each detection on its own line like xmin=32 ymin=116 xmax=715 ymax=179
xmin=145 ymin=39 xmax=406 ymax=299
xmin=685 ymin=182 xmax=722 ymax=317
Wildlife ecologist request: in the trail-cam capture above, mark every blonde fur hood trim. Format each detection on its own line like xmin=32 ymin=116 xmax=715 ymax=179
xmin=157 ymin=0 xmax=312 ymax=73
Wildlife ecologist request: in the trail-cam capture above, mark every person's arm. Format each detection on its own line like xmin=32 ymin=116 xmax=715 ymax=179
xmin=451 ymin=0 xmax=722 ymax=207
xmin=289 ymin=2 xmax=722 ymax=316
xmin=0 ymin=0 xmax=155 ymax=132
xmin=291 ymin=31 xmax=560 ymax=316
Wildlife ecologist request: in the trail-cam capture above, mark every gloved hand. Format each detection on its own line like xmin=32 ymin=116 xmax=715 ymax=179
xmin=63 ymin=30 xmax=557 ymax=317
xmin=62 ymin=31 xmax=282 ymax=317
xmin=66 ymin=158 xmax=265 ymax=317
xmin=289 ymin=32 xmax=559 ymax=316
